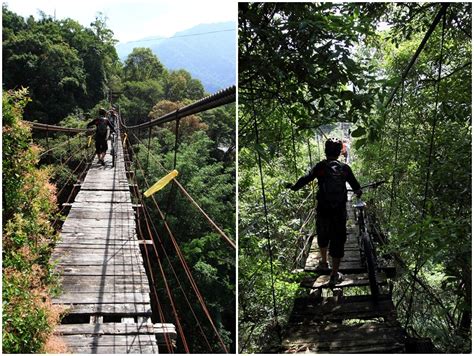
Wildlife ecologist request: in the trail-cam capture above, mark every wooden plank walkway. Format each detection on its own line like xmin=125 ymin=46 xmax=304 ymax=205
xmin=282 ymin=194 xmax=407 ymax=353
xmin=52 ymin=132 xmax=176 ymax=353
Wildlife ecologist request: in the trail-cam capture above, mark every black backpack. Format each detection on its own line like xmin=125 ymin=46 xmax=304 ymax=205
xmin=320 ymin=160 xmax=347 ymax=208
xmin=96 ymin=118 xmax=108 ymax=137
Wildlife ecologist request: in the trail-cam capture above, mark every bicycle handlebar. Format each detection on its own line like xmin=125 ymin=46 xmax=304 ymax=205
xmin=348 ymin=180 xmax=386 ymax=192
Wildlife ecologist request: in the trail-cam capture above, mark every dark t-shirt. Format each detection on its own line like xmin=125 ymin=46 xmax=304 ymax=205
xmin=86 ymin=117 xmax=115 ymax=140
xmin=291 ymin=159 xmax=361 ymax=209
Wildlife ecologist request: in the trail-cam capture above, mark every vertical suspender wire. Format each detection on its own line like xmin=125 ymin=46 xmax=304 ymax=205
xmin=277 ymin=97 xmax=298 ymax=179
xmin=388 ymin=80 xmax=405 ymax=225
xmin=173 ymin=115 xmax=180 ymax=169
xmin=251 ymin=93 xmax=281 ymax=342
xmin=146 ymin=123 xmax=152 ymax=177
xmin=405 ymin=10 xmax=446 ymax=330
xmin=290 ymin=121 xmax=298 ymax=179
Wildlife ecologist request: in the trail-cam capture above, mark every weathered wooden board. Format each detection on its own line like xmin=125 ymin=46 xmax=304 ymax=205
xmin=61 ymin=218 xmax=136 ymax=229
xmin=300 ymin=272 xmax=388 ymax=289
xmin=59 ymin=274 xmax=149 ymax=284
xmin=289 ymin=295 xmax=396 ymax=323
xmin=283 ymin=322 xmax=406 ymax=353
xmin=53 ymin=255 xmax=143 ymax=266
xmin=61 ymin=227 xmax=136 ymax=239
xmin=74 ymin=190 xmax=132 ymax=203
xmin=56 ymin=322 xmax=174 ymax=336
xmin=60 ymin=334 xmax=157 ymax=347
xmin=57 ymin=303 xmax=153 ymax=316
xmin=53 ymin=242 xmax=141 ymax=251
xmin=60 ymin=282 xmax=150 ymax=293
xmin=54 ymin=292 xmax=150 ymax=304
xmin=55 ymin=265 xmax=146 ymax=276
xmin=67 ymin=210 xmax=135 ymax=219
xmin=67 ymin=202 xmax=134 ymax=210
xmin=62 ymin=344 xmax=158 ymax=354
xmin=58 ymin=232 xmax=137 ymax=240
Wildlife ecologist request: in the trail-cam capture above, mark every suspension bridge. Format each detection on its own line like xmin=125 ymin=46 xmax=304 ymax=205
xmin=29 ymin=86 xmax=235 ymax=353
xmin=242 ymin=3 xmax=464 ymax=353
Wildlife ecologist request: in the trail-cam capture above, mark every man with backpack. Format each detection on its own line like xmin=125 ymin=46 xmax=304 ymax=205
xmin=286 ymin=138 xmax=362 ymax=285
xmin=87 ymin=108 xmax=115 ymax=166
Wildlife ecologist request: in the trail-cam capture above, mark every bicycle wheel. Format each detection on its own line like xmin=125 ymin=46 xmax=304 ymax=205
xmin=362 ymin=233 xmax=379 ymax=301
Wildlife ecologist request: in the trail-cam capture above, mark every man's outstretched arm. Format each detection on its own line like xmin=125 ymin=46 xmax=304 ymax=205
xmin=287 ymin=164 xmax=321 ymax=191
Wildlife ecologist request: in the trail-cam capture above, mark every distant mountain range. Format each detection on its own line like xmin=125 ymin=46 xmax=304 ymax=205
xmin=116 ymin=22 xmax=236 ymax=94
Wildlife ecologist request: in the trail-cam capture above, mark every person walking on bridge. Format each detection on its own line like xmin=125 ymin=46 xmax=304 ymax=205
xmin=286 ymin=138 xmax=362 ymax=285
xmin=87 ymin=108 xmax=115 ymax=166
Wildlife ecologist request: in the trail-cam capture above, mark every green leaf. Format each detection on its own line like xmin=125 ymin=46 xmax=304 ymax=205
xmin=351 ymin=126 xmax=366 ymax=137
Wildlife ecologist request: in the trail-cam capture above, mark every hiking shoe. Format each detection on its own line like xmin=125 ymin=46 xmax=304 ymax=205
xmin=329 ymin=272 xmax=344 ymax=286
xmin=316 ymin=261 xmax=329 ymax=271
xmin=100 ymin=159 xmax=105 ymax=166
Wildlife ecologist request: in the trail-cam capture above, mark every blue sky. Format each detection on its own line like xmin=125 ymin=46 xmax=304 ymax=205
xmin=4 ymin=0 xmax=236 ymax=43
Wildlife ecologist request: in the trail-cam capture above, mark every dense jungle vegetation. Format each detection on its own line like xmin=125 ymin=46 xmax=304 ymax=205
xmin=238 ymin=2 xmax=471 ymax=353
xmin=3 ymin=5 xmax=235 ymax=353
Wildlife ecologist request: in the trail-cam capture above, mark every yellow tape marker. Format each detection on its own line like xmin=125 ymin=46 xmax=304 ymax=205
xmin=144 ymin=170 xmax=179 ymax=198
xmin=123 ymin=133 xmax=128 ymax=146
xmin=88 ymin=135 xmax=92 ymax=147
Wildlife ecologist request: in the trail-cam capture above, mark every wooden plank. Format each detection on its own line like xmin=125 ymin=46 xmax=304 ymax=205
xmin=60 ymin=228 xmax=136 ymax=239
xmin=283 ymin=322 xmax=406 ymax=352
xmin=59 ymin=276 xmax=151 ymax=293
xmin=60 ymin=283 xmax=150 ymax=294
xmin=62 ymin=344 xmax=158 ymax=354
xmin=58 ymin=232 xmax=138 ymax=241
xmin=53 ymin=243 xmax=141 ymax=252
xmin=289 ymin=295 xmax=396 ymax=322
xmin=67 ymin=202 xmax=134 ymax=209
xmin=52 ymin=255 xmax=144 ymax=266
xmin=300 ymin=272 xmax=387 ymax=289
xmin=67 ymin=211 xmax=135 ymax=219
xmin=56 ymin=322 xmax=174 ymax=335
xmin=54 ymin=265 xmax=146 ymax=276
xmin=55 ymin=303 xmax=153 ymax=316
xmin=61 ymin=219 xmax=136 ymax=229
xmin=60 ymin=334 xmax=157 ymax=346
xmin=74 ymin=190 xmax=132 ymax=203
xmin=53 ymin=292 xmax=150 ymax=304
xmin=55 ymin=242 xmax=140 ymax=249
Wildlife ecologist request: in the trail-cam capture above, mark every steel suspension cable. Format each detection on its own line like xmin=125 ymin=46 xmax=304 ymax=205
xmin=384 ymin=3 xmax=449 ymax=109
xmin=38 ymin=131 xmax=86 ymax=157
xmin=124 ymin=86 xmax=235 ymax=130
xmin=138 ymin=197 xmax=213 ymax=352
xmin=125 ymin=136 xmax=230 ymax=353
xmin=405 ymin=9 xmax=447 ymax=330
xmin=137 ymin=201 xmax=189 ymax=353
xmin=126 ymin=131 xmax=175 ymax=353
xmin=127 ymin=130 xmax=236 ymax=249
xmin=388 ymin=80 xmax=405 ymax=225
xmin=251 ymin=96 xmax=281 ymax=341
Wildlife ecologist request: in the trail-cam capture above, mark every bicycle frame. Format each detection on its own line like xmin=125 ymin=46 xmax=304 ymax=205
xmin=352 ymin=195 xmax=380 ymax=300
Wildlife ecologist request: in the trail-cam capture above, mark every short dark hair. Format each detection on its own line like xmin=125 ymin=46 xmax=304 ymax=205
xmin=99 ymin=108 xmax=107 ymax=116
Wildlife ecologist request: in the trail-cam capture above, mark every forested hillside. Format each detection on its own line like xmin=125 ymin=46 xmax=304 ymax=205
xmin=238 ymin=2 xmax=471 ymax=353
xmin=116 ymin=22 xmax=236 ymax=93
xmin=3 ymin=4 xmax=235 ymax=353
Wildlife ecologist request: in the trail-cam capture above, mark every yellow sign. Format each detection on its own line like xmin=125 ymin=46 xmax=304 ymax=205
xmin=144 ymin=170 xmax=179 ymax=197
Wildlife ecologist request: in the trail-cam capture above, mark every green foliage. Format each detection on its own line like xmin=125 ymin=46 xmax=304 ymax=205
xmin=2 ymin=89 xmax=62 ymax=353
xmin=2 ymin=5 xmax=120 ymax=123
xmin=123 ymin=47 xmax=164 ymax=82
xmin=238 ymin=3 xmax=471 ymax=353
